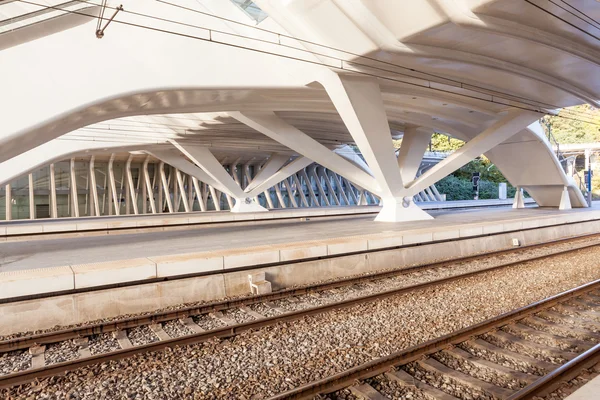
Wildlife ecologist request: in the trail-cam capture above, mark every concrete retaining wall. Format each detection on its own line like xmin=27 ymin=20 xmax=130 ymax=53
xmin=1 ymin=213 xmax=599 ymax=335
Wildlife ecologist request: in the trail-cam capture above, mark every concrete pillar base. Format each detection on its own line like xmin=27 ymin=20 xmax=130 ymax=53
xmin=513 ymin=187 xmax=525 ymax=209
xmin=375 ymin=197 xmax=433 ymax=222
xmin=559 ymin=186 xmax=572 ymax=210
xmin=231 ymin=198 xmax=268 ymax=213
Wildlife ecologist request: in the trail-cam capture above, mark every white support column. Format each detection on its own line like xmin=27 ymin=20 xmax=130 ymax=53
xmin=176 ymin=169 xmax=191 ymax=212
xmin=431 ymin=184 xmax=443 ymax=201
xmin=331 ymin=171 xmax=350 ymax=205
xmin=407 ymin=110 xmax=540 ymax=195
xmin=274 ymin=183 xmax=286 ymax=208
xmin=118 ymin=167 xmax=125 ymax=214
xmin=282 ymin=178 xmax=298 ymax=208
xmin=397 ymin=126 xmax=434 ymax=184
xmin=167 ymin=143 xmax=266 ymax=213
xmin=125 ymin=154 xmax=138 ymax=215
xmin=69 ymin=158 xmax=79 ymax=218
xmin=192 ymin=177 xmax=206 ymax=212
xmin=425 ymin=187 xmax=436 ymax=202
xmin=108 ymin=155 xmax=118 ymax=216
xmin=171 ymin=167 xmax=180 ymax=212
xmin=142 ymin=156 xmax=153 ymax=214
xmin=321 ymin=74 xmax=434 ymax=221
xmin=209 ymin=186 xmax=221 ymax=211
xmin=559 ymin=186 xmax=572 ymax=210
xmin=28 ymin=173 xmax=35 ymax=219
xmin=170 ymin=142 xmax=246 ymax=199
xmin=292 ymin=174 xmax=309 ymax=207
xmin=101 ymin=169 xmax=107 ymax=215
xmin=157 ymin=163 xmax=163 ymax=213
xmin=344 ymin=177 xmax=359 ymax=205
xmin=300 ymin=169 xmax=319 ymax=207
xmin=513 ymin=187 xmax=525 ymax=209
xmin=358 ymin=190 xmax=367 ymax=206
xmin=231 ymin=112 xmax=380 ymax=195
xmin=49 ymin=163 xmax=57 ymax=218
xmin=5 ymin=184 xmax=12 ymax=221
xmin=141 ymin=170 xmax=147 ymax=214
xmin=201 ymin=183 xmax=209 ymax=211
xmin=321 ymin=75 xmax=403 ymax=198
xmin=243 ymin=163 xmax=260 ymax=205
xmin=159 ymin=162 xmax=174 ymax=213
xmin=245 ymin=157 xmax=313 ymax=198
xmin=89 ymin=156 xmax=100 ymax=217
xmin=318 ymin=167 xmax=340 ymax=206
xmin=84 ymin=163 xmax=89 ymax=216
xmin=224 ymin=165 xmax=235 ymax=211
xmin=309 ymin=165 xmax=329 ymax=206
xmin=187 ymin=175 xmax=193 ymax=211
xmin=245 ymin=155 xmax=289 ymax=193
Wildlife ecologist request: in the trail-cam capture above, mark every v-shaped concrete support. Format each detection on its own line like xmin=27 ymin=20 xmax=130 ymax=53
xmin=230 ymin=111 xmax=380 ymax=196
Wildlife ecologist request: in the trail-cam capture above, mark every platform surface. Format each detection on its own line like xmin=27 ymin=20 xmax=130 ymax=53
xmin=0 ymin=198 xmax=534 ymax=238
xmin=564 ymin=374 xmax=600 ymax=400
xmin=0 ymin=202 xmax=596 ymax=273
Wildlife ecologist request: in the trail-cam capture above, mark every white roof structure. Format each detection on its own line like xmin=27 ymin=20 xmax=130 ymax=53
xmin=0 ymin=0 xmax=598 ymax=220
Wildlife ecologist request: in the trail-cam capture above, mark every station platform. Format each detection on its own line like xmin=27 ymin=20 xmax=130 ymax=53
xmin=0 ymin=198 xmax=535 ymax=238
xmin=1 ymin=203 xmax=599 ymax=334
xmin=565 ymin=373 xmax=600 ymax=399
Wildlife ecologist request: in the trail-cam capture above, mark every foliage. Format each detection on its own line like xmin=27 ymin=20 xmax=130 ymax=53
xmin=430 ymin=133 xmax=464 ymax=151
xmin=541 ymin=105 xmax=600 ymax=144
xmin=435 ymin=175 xmax=473 ymax=201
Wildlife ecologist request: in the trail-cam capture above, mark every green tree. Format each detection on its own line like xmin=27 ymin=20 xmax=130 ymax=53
xmin=542 ymin=105 xmax=600 ymax=144
xmin=429 ymin=133 xmax=464 ymax=151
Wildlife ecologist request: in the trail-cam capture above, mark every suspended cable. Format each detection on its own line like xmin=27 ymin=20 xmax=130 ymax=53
xmin=524 ymin=0 xmax=600 ymax=42
xmin=555 ymin=0 xmax=600 ymax=29
xmin=11 ymin=0 xmax=600 ymax=127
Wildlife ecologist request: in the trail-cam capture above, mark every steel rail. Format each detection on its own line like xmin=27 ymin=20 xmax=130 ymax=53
xmin=267 ymin=279 xmax=600 ymax=399
xmin=0 ymin=243 xmax=599 ymax=389
xmin=507 ymin=343 xmax=600 ymax=399
xmin=1 ymin=234 xmax=598 ymax=353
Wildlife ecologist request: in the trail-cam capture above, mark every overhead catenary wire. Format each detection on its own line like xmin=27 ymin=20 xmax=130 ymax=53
xmin=524 ymin=0 xmax=600 ymax=42
xmin=10 ymin=0 xmax=600 ymax=128
xmin=555 ymin=0 xmax=600 ymax=30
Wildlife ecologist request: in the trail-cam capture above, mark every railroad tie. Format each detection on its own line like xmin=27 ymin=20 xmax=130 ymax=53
xmin=418 ymin=357 xmax=515 ymax=399
xmin=554 ymin=304 xmax=600 ymax=321
xmin=349 ymin=383 xmax=390 ymax=400
xmin=113 ymin=330 xmax=133 ymax=349
xmin=526 ymin=315 xmax=600 ymax=340
xmin=73 ymin=337 xmax=91 ymax=359
xmin=585 ymin=292 xmax=600 ymax=302
xmin=385 ymin=369 xmax=459 ymax=400
xmin=210 ymin=312 xmax=236 ymax=326
xmin=149 ymin=324 xmax=172 ymax=341
xmin=536 ymin=310 xmax=599 ymax=331
xmin=239 ymin=306 xmax=265 ymax=320
xmin=486 ymin=330 xmax=579 ymax=361
xmin=444 ymin=347 xmax=537 ymax=384
xmin=28 ymin=345 xmax=45 ymax=369
xmin=570 ymin=298 xmax=600 ymax=310
xmin=264 ymin=302 xmax=288 ymax=314
xmin=580 ymin=294 xmax=600 ymax=305
xmin=508 ymin=323 xmax=593 ymax=351
xmin=468 ymin=339 xmax=557 ymax=373
xmin=179 ymin=317 xmax=205 ymax=334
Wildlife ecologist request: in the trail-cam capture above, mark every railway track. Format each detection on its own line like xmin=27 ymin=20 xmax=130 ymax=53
xmin=269 ymin=281 xmax=600 ymax=400
xmin=0 ymin=235 xmax=599 ymax=391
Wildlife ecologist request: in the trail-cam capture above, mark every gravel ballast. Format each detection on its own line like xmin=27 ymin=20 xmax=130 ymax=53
xmin=2 ymin=245 xmax=600 ymax=399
